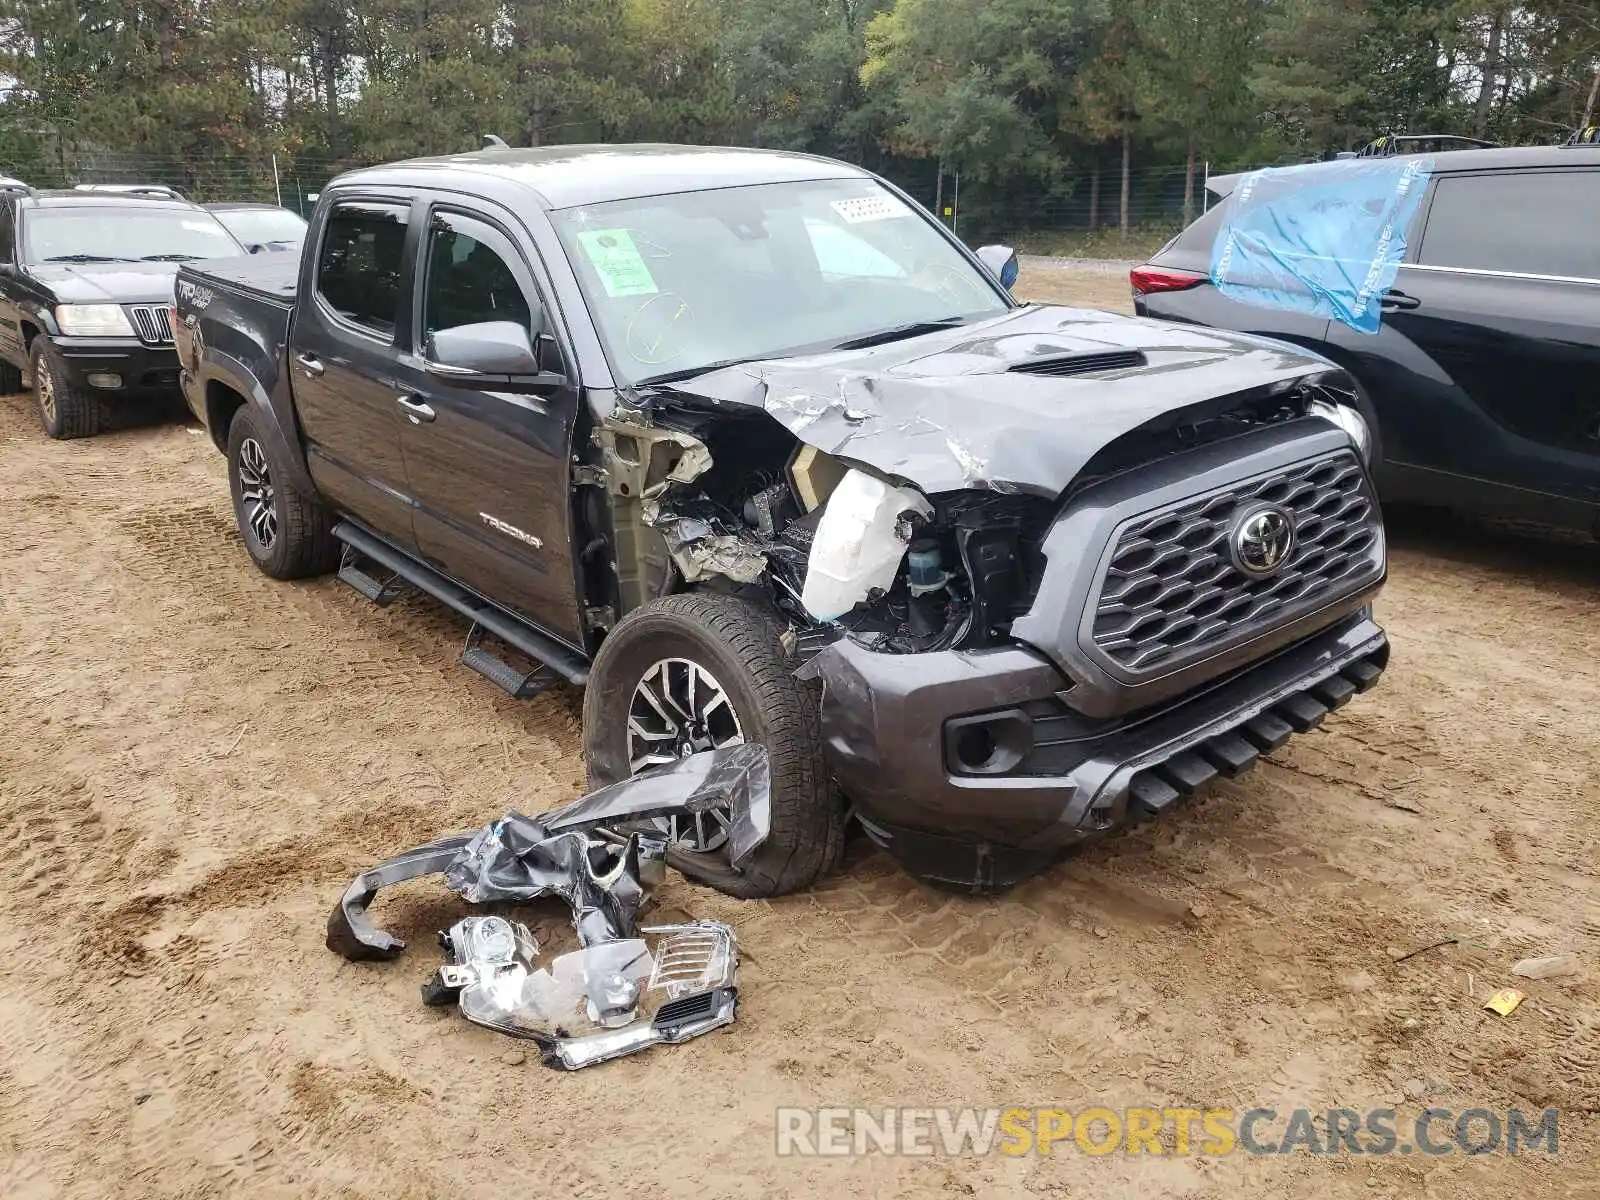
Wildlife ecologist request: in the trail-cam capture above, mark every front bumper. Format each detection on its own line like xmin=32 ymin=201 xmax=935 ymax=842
xmin=813 ymin=610 xmax=1388 ymax=889
xmin=52 ymin=336 xmax=180 ymax=398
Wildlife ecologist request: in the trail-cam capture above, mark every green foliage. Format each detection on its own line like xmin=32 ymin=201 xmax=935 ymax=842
xmin=0 ymin=0 xmax=1593 ymax=228
xmin=861 ymin=0 xmax=1107 ymax=179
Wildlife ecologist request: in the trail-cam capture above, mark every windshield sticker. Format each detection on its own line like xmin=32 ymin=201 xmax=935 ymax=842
xmin=830 ymin=195 xmax=911 ymax=225
xmin=577 ymin=229 xmax=659 ymax=297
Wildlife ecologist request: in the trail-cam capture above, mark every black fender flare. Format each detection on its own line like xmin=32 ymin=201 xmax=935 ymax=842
xmin=195 ymin=347 xmax=317 ymax=496
xmin=21 ymin=302 xmax=61 ymax=341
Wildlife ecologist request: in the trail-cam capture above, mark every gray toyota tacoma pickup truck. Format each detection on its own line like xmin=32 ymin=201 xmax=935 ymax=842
xmin=174 ymin=144 xmax=1389 ymax=896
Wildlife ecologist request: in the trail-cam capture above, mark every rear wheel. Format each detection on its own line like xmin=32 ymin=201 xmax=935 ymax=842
xmin=31 ymin=340 xmax=104 ymax=439
xmin=226 ymin=406 xmax=339 ymax=579
xmin=583 ymin=593 xmax=845 ymax=898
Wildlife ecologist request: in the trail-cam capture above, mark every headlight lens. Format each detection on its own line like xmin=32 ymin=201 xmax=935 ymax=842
xmin=54 ymin=304 xmax=136 ymax=337
xmin=1309 ymin=396 xmax=1373 ymax=464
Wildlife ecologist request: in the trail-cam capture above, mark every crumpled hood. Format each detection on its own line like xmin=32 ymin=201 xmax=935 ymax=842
xmin=654 ymin=305 xmax=1336 ymax=496
xmin=26 ymin=262 xmax=181 ymax=305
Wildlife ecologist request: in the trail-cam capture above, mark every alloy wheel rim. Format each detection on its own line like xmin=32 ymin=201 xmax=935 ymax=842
xmin=626 ymin=657 xmax=744 ymax=852
xmin=237 ymin=437 xmax=278 ymax=549
xmin=36 ymin=360 xmax=56 ymax=425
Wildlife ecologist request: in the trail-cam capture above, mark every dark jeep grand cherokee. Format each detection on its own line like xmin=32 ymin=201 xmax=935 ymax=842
xmin=0 ymin=187 xmax=243 ymax=437
xmin=174 ymin=145 xmax=1389 ymax=896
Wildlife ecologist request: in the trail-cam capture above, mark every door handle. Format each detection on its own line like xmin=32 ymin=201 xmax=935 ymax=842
xmin=296 ymin=352 xmax=325 ymax=378
xmin=1380 ymin=289 xmax=1420 ymax=311
xmin=396 ymin=394 xmax=436 ymax=424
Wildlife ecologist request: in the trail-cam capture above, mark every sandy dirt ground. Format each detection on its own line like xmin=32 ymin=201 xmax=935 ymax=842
xmin=2 ymin=267 xmax=1597 ymax=1199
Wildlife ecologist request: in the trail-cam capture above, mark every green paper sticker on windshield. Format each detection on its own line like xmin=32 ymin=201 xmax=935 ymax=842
xmin=576 ymin=229 xmax=658 ymax=298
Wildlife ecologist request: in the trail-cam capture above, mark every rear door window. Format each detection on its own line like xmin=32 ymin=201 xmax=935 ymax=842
xmin=1419 ymin=171 xmax=1600 ymax=280
xmin=315 ymin=201 xmax=410 ymax=336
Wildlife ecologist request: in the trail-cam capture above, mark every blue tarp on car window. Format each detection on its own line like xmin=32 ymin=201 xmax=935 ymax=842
xmin=1209 ymin=157 xmax=1434 ymax=334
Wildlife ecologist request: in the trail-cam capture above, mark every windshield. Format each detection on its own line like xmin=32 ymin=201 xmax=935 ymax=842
xmin=22 ymin=208 xmax=242 ymax=263
xmin=550 ymin=178 xmax=1010 ymax=385
xmin=212 ymin=207 xmax=308 ymax=246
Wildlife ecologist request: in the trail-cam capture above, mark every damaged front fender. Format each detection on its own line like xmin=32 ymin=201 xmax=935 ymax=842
xmin=324 ymin=745 xmax=772 ymax=961
xmin=594 ymin=415 xmax=772 ymax=600
xmin=326 ymin=833 xmax=475 ymax=962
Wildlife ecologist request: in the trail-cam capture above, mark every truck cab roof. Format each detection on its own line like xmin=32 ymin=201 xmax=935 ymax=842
xmin=337 ymin=144 xmax=870 ymax=209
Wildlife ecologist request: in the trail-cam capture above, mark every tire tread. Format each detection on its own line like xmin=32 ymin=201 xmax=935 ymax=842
xmin=583 ymin=592 xmax=844 ymax=898
xmin=227 ymin=407 xmax=339 ymax=579
xmin=32 ymin=341 xmax=105 ymax=439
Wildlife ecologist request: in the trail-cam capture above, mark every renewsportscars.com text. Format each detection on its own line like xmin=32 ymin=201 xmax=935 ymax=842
xmin=775 ymin=1106 xmax=1560 ymax=1158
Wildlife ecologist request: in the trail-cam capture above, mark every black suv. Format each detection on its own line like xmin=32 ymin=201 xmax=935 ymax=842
xmin=1134 ymin=145 xmax=1600 ymax=536
xmin=0 ymin=187 xmax=243 ymax=437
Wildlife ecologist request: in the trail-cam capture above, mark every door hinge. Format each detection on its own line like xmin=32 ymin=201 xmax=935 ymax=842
xmin=572 ymin=463 xmax=608 ymax=487
xmin=585 ymin=605 xmax=616 ymax=631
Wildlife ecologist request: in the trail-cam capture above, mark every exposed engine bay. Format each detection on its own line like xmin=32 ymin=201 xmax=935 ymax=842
xmin=589 ymin=365 xmax=1362 ymax=658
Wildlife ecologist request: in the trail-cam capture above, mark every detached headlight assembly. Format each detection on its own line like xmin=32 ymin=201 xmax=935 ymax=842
xmin=54 ymin=304 xmax=136 ymax=337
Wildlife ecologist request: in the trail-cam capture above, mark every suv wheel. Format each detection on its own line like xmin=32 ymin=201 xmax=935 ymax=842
xmin=226 ymin=406 xmax=339 ymax=579
xmin=583 ymin=593 xmax=845 ymax=898
xmin=31 ymin=340 xmax=104 ymax=439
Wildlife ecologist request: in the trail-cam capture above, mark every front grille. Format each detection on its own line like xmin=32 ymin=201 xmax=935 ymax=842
xmin=1089 ymin=451 xmax=1380 ymax=675
xmin=127 ymin=304 xmax=174 ymax=346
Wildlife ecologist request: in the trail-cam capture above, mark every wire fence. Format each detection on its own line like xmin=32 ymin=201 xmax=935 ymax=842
xmin=0 ymin=143 xmax=1279 ymax=252
xmin=880 ymin=155 xmax=1329 ymax=254
xmin=0 ymin=147 xmax=372 ymax=216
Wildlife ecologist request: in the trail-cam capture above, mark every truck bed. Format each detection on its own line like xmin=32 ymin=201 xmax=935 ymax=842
xmin=181 ymin=251 xmax=299 ymax=306
xmin=175 ymin=250 xmax=300 ymax=451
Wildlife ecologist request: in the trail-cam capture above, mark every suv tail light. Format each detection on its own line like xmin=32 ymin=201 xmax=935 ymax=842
xmin=1130 ymin=265 xmax=1208 ymax=296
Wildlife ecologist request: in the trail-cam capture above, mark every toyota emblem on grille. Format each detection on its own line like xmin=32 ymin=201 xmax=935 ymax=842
xmin=1230 ymin=504 xmax=1296 ymax=577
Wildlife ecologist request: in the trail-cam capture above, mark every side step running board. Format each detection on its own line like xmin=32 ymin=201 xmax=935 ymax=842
xmin=462 ymin=623 xmax=557 ymax=700
xmin=337 ymin=544 xmax=413 ymax=607
xmin=332 ymin=521 xmax=590 ymax=688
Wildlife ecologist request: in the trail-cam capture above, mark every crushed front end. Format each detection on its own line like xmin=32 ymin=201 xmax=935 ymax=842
xmin=809 ymin=418 xmax=1388 ymax=890
xmin=584 ymin=311 xmax=1390 ymax=892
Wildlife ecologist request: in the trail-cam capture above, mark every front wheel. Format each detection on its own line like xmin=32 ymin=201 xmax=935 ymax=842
xmin=583 ymin=593 xmax=845 ymax=898
xmin=31 ymin=339 xmax=104 ymax=439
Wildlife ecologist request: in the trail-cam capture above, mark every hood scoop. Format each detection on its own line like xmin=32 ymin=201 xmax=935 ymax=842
xmin=1007 ymin=349 xmax=1147 ymax=378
